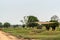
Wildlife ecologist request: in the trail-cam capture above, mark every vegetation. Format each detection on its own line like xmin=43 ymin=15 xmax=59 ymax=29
xmin=2 ymin=27 xmax=60 ymax=40
xmin=27 ymin=16 xmax=39 ymax=27
xmin=13 ymin=25 xmax=19 ymax=28
xmin=21 ymin=16 xmax=39 ymax=28
xmin=42 ymin=15 xmax=59 ymax=31
xmin=50 ymin=20 xmax=59 ymax=31
xmin=27 ymin=16 xmax=39 ymax=23
xmin=0 ymin=22 xmax=3 ymax=28
xmin=20 ymin=16 xmax=28 ymax=27
xmin=51 ymin=15 xmax=59 ymax=21
xmin=49 ymin=15 xmax=59 ymax=31
xmin=3 ymin=22 xmax=11 ymax=28
xmin=0 ymin=15 xmax=60 ymax=40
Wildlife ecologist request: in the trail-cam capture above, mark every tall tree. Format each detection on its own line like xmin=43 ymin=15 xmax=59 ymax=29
xmin=21 ymin=16 xmax=39 ymax=27
xmin=20 ymin=16 xmax=28 ymax=28
xmin=27 ymin=16 xmax=39 ymax=23
xmin=27 ymin=16 xmax=39 ymax=27
xmin=4 ymin=22 xmax=11 ymax=28
xmin=50 ymin=15 xmax=59 ymax=31
xmin=51 ymin=15 xmax=59 ymax=21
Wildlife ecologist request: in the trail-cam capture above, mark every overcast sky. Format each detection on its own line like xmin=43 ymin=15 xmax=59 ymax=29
xmin=0 ymin=0 xmax=60 ymax=24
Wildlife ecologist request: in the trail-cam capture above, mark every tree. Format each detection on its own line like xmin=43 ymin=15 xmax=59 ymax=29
xmin=50 ymin=15 xmax=59 ymax=31
xmin=22 ymin=24 xmax=25 ymax=28
xmin=21 ymin=16 xmax=39 ymax=28
xmin=50 ymin=20 xmax=59 ymax=31
xmin=27 ymin=22 xmax=39 ymax=28
xmin=43 ymin=15 xmax=59 ymax=31
xmin=4 ymin=22 xmax=11 ymax=28
xmin=27 ymin=16 xmax=39 ymax=23
xmin=13 ymin=25 xmax=19 ymax=28
xmin=0 ymin=22 xmax=3 ymax=28
xmin=51 ymin=15 xmax=59 ymax=21
xmin=20 ymin=16 xmax=28 ymax=28
xmin=27 ymin=16 xmax=39 ymax=27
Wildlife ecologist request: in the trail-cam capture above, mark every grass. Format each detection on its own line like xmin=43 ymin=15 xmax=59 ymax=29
xmin=2 ymin=27 xmax=60 ymax=40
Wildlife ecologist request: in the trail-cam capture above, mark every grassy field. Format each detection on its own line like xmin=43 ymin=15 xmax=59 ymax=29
xmin=2 ymin=27 xmax=60 ymax=40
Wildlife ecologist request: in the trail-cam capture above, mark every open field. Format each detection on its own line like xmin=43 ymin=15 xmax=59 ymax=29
xmin=2 ymin=27 xmax=60 ymax=40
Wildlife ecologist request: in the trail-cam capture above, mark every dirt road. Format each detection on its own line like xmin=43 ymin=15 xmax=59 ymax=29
xmin=0 ymin=31 xmax=22 ymax=40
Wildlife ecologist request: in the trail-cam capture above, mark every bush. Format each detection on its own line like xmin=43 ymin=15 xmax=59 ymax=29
xmin=37 ymin=25 xmax=43 ymax=29
xmin=13 ymin=25 xmax=19 ymax=28
xmin=27 ymin=23 xmax=39 ymax=28
xmin=43 ymin=24 xmax=50 ymax=31
xmin=22 ymin=24 xmax=25 ymax=28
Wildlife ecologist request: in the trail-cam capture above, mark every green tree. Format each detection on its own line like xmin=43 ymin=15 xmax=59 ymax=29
xmin=4 ymin=22 xmax=11 ymax=28
xmin=49 ymin=15 xmax=59 ymax=31
xmin=0 ymin=22 xmax=3 ymax=28
xmin=27 ymin=16 xmax=39 ymax=27
xmin=21 ymin=15 xmax=39 ymax=28
xmin=13 ymin=25 xmax=19 ymax=28
xmin=27 ymin=16 xmax=39 ymax=23
xmin=50 ymin=20 xmax=59 ymax=31
xmin=51 ymin=15 xmax=59 ymax=21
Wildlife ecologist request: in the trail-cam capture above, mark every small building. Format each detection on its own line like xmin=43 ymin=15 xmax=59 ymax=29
xmin=35 ymin=22 xmax=54 ymax=25
xmin=35 ymin=22 xmax=55 ymax=30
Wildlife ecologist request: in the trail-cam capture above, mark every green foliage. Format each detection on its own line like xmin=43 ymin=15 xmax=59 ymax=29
xmin=27 ymin=16 xmax=39 ymax=23
xmin=49 ymin=20 xmax=59 ymax=31
xmin=0 ymin=22 xmax=3 ymax=28
xmin=27 ymin=23 xmax=39 ymax=28
xmin=2 ymin=27 xmax=60 ymax=40
xmin=42 ymin=20 xmax=59 ymax=31
xmin=4 ymin=22 xmax=11 ymax=28
xmin=21 ymin=16 xmax=39 ymax=27
xmin=13 ymin=25 xmax=19 ymax=28
xmin=50 ymin=20 xmax=59 ymax=27
xmin=27 ymin=16 xmax=39 ymax=27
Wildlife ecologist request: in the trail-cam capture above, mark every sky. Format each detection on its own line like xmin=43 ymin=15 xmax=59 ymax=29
xmin=0 ymin=0 xmax=60 ymax=25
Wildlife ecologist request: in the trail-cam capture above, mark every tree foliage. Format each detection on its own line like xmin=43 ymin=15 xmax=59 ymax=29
xmin=50 ymin=20 xmax=59 ymax=27
xmin=0 ymin=22 xmax=3 ymax=28
xmin=27 ymin=23 xmax=39 ymax=28
xmin=27 ymin=16 xmax=39 ymax=23
xmin=45 ymin=15 xmax=59 ymax=31
xmin=42 ymin=20 xmax=59 ymax=31
xmin=49 ymin=20 xmax=59 ymax=31
xmin=4 ymin=22 xmax=10 ymax=28
xmin=21 ymin=16 xmax=39 ymax=27
xmin=13 ymin=25 xmax=19 ymax=28
xmin=51 ymin=15 xmax=59 ymax=21
xmin=27 ymin=16 xmax=39 ymax=27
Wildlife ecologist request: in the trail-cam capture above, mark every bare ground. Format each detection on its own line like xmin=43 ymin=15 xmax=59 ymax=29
xmin=0 ymin=31 xmax=24 ymax=40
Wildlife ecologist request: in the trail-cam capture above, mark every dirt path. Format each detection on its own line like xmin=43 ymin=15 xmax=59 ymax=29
xmin=0 ymin=31 xmax=23 ymax=40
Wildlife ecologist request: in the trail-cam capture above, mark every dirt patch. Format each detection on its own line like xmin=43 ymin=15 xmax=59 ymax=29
xmin=0 ymin=31 xmax=23 ymax=40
